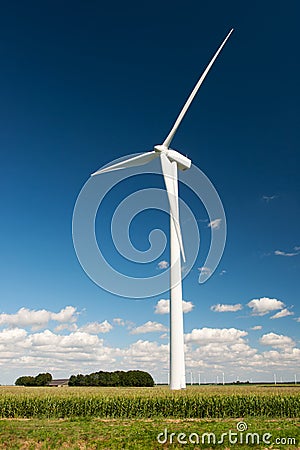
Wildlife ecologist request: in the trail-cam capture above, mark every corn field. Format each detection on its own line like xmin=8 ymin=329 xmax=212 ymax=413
xmin=0 ymin=386 xmax=298 ymax=419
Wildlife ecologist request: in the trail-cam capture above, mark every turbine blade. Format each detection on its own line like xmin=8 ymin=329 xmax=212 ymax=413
xmin=163 ymin=28 xmax=234 ymax=148
xmin=160 ymin=153 xmax=186 ymax=262
xmin=91 ymin=151 xmax=158 ymax=176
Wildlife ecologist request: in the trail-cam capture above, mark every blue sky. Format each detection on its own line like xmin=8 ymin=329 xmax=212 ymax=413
xmin=0 ymin=1 xmax=299 ymax=384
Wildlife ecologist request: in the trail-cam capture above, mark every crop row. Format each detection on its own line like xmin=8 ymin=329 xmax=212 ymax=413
xmin=0 ymin=394 xmax=298 ymax=418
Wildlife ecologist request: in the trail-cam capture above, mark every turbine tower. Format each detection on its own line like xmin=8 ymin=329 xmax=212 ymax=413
xmin=92 ymin=29 xmax=233 ymax=390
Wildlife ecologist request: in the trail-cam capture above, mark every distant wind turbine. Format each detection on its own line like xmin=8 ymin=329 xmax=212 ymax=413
xmin=92 ymin=29 xmax=233 ymax=390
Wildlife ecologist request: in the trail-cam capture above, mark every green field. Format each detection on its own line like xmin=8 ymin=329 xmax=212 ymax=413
xmin=0 ymin=385 xmax=299 ymax=449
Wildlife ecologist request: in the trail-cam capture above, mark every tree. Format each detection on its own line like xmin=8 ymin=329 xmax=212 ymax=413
xmin=35 ymin=373 xmax=52 ymax=386
xmin=68 ymin=375 xmax=77 ymax=386
xmin=15 ymin=376 xmax=36 ymax=386
xmin=15 ymin=373 xmax=53 ymax=386
xmin=68 ymin=370 xmax=154 ymax=387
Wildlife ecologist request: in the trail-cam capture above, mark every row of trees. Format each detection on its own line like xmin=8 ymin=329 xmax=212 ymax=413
xmin=69 ymin=370 xmax=154 ymax=387
xmin=15 ymin=373 xmax=52 ymax=386
xmin=15 ymin=370 xmax=154 ymax=387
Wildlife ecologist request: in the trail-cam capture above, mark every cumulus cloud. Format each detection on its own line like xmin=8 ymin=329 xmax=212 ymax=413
xmin=260 ymin=332 xmax=295 ymax=349
xmin=130 ymin=321 xmax=167 ymax=334
xmin=51 ymin=307 xmax=78 ymax=323
xmin=154 ymin=299 xmax=194 ymax=315
xmin=157 ymin=260 xmax=169 ymax=269
xmin=28 ymin=329 xmax=85 ymax=348
xmin=185 ymin=327 xmax=248 ymax=344
xmin=0 ymin=306 xmax=78 ymax=330
xmin=122 ymin=340 xmax=168 ymax=367
xmin=0 ymin=327 xmax=28 ymax=343
xmin=270 ymin=309 xmax=294 ymax=319
xmin=54 ymin=323 xmax=78 ymax=332
xmin=79 ymin=320 xmax=113 ymax=334
xmin=185 ymin=339 xmax=259 ymax=373
xmin=247 ymin=297 xmax=285 ymax=316
xmin=211 ymin=303 xmax=243 ymax=313
xmin=261 ymin=347 xmax=300 ymax=370
xmin=251 ymin=325 xmax=262 ymax=330
xmin=208 ymin=219 xmax=222 ymax=230
xmin=155 ymin=300 xmax=171 ymax=315
xmin=0 ymin=321 xmax=299 ymax=385
xmin=0 ymin=327 xmax=121 ymax=377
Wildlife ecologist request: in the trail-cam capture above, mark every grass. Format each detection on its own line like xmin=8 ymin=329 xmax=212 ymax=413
xmin=0 ymin=385 xmax=298 ymax=448
xmin=0 ymin=417 xmax=298 ymax=449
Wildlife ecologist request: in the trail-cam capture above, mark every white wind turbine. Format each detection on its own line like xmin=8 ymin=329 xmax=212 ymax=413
xmin=92 ymin=29 xmax=233 ymax=390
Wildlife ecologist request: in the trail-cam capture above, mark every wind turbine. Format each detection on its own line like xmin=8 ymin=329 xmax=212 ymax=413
xmin=92 ymin=29 xmax=233 ymax=390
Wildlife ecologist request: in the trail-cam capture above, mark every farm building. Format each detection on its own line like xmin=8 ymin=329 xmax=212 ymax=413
xmin=48 ymin=378 xmax=69 ymax=387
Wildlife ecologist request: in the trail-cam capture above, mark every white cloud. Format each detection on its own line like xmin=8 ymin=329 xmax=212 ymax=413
xmin=0 ymin=301 xmax=299 ymax=385
xmin=25 ymin=330 xmax=106 ymax=357
xmin=160 ymin=333 xmax=168 ymax=339
xmin=247 ymin=297 xmax=285 ymax=316
xmin=54 ymin=323 xmax=78 ymax=332
xmin=274 ymin=248 xmax=300 ymax=257
xmin=0 ymin=327 xmax=28 ymax=343
xmin=262 ymin=195 xmax=277 ymax=202
xmin=0 ymin=321 xmax=299 ymax=385
xmin=208 ymin=219 xmax=222 ymax=230
xmin=113 ymin=318 xmax=125 ymax=326
xmin=270 ymin=309 xmax=294 ymax=319
xmin=198 ymin=267 xmax=211 ymax=276
xmin=220 ymin=270 xmax=227 ymax=276
xmin=51 ymin=306 xmax=78 ymax=323
xmin=157 ymin=260 xmax=169 ymax=269
xmin=0 ymin=327 xmax=120 ymax=378
xmin=185 ymin=337 xmax=260 ymax=373
xmin=183 ymin=327 xmax=297 ymax=379
xmin=79 ymin=320 xmax=113 ymax=334
xmin=130 ymin=321 xmax=167 ymax=334
xmin=28 ymin=329 xmax=84 ymax=348
xmin=261 ymin=347 xmax=300 ymax=369
xmin=260 ymin=332 xmax=295 ymax=349
xmin=182 ymin=301 xmax=194 ymax=314
xmin=122 ymin=340 xmax=169 ymax=375
xmin=154 ymin=299 xmax=194 ymax=315
xmin=121 ymin=340 xmax=168 ymax=367
xmin=185 ymin=327 xmax=248 ymax=344
xmin=211 ymin=303 xmax=243 ymax=313
xmin=155 ymin=300 xmax=170 ymax=315
xmin=0 ymin=306 xmax=78 ymax=330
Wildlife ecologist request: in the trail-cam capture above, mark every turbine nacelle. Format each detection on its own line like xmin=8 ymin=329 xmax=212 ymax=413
xmin=154 ymin=145 xmax=192 ymax=171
